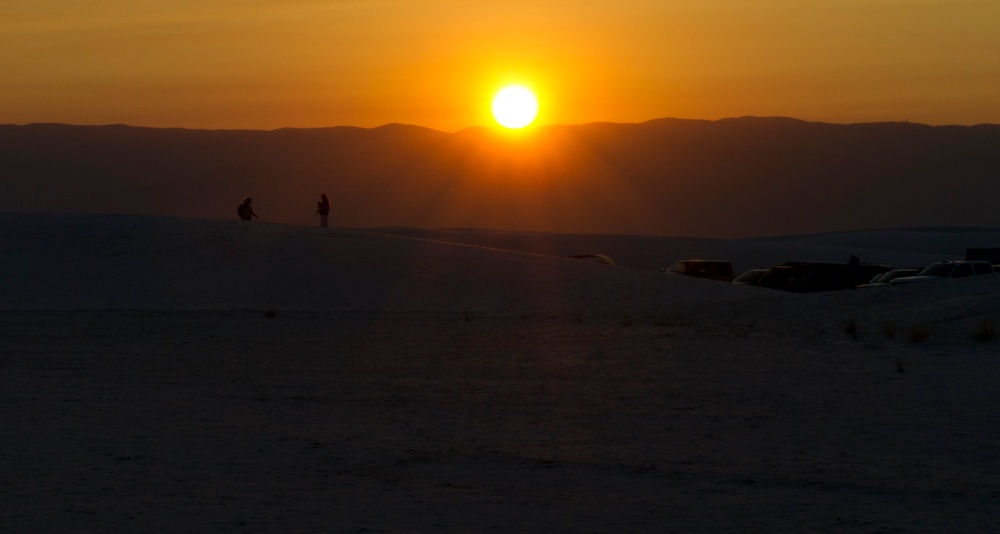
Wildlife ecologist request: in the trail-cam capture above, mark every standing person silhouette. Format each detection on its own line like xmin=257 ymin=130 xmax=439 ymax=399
xmin=316 ymin=193 xmax=330 ymax=227
xmin=238 ymin=197 xmax=258 ymax=221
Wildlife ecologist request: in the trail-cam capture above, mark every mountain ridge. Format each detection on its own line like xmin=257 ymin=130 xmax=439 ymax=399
xmin=3 ymin=117 xmax=999 ymax=237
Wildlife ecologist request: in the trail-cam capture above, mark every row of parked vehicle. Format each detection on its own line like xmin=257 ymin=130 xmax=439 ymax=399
xmin=663 ymin=259 xmax=998 ymax=293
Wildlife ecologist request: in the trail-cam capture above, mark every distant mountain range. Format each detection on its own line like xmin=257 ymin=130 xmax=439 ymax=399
xmin=2 ymin=117 xmax=999 ymax=237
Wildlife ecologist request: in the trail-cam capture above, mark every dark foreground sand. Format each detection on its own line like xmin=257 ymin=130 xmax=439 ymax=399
xmin=3 ymin=309 xmax=998 ymax=533
xmin=2 ymin=215 xmax=999 ymax=532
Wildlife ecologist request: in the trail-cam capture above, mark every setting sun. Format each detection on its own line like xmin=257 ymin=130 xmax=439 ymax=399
xmin=491 ymin=85 xmax=539 ymax=129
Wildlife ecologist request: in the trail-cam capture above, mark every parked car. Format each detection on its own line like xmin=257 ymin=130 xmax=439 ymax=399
xmin=890 ymin=261 xmax=995 ymax=285
xmin=856 ymin=268 xmax=921 ymax=288
xmin=732 ymin=268 xmax=769 ymax=285
xmin=756 ymin=265 xmax=793 ymax=291
xmin=568 ymin=254 xmax=616 ymax=265
xmin=782 ymin=261 xmax=895 ymax=292
xmin=850 ymin=263 xmax=897 ymax=288
xmin=662 ymin=260 xmax=735 ymax=282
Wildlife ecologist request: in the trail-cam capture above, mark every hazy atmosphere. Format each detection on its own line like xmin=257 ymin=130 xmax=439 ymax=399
xmin=4 ymin=1 xmax=1000 ymax=130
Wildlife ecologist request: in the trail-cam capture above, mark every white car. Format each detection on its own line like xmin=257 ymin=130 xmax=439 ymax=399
xmin=857 ymin=268 xmax=920 ymax=288
xmin=890 ymin=261 xmax=995 ymax=285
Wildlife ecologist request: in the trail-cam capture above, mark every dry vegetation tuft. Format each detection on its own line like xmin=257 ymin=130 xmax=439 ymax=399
xmin=972 ymin=318 xmax=997 ymax=343
xmin=908 ymin=324 xmax=932 ymax=343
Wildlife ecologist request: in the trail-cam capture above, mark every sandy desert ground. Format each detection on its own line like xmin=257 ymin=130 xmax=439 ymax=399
xmin=2 ymin=214 xmax=999 ymax=532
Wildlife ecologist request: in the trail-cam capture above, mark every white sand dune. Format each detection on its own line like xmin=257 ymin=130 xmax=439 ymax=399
xmin=2 ymin=214 xmax=999 ymax=532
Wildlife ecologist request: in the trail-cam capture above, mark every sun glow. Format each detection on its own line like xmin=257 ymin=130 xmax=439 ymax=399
xmin=491 ymin=85 xmax=539 ymax=129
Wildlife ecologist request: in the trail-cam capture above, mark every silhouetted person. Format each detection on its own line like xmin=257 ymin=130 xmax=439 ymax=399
xmin=238 ymin=197 xmax=258 ymax=221
xmin=316 ymin=193 xmax=330 ymax=227
xmin=847 ymin=254 xmax=859 ymax=271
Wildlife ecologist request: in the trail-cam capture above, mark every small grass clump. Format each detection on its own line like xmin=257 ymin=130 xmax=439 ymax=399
xmin=882 ymin=320 xmax=897 ymax=340
xmin=895 ymin=358 xmax=906 ymax=373
xmin=263 ymin=307 xmax=278 ymax=319
xmin=908 ymin=324 xmax=932 ymax=343
xmin=844 ymin=319 xmax=860 ymax=340
xmin=971 ymin=318 xmax=997 ymax=343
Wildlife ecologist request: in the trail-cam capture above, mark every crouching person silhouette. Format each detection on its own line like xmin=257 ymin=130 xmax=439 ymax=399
xmin=238 ymin=197 xmax=258 ymax=221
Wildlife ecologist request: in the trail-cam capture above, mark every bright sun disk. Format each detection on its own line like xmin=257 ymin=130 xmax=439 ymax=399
xmin=491 ymin=85 xmax=538 ymax=129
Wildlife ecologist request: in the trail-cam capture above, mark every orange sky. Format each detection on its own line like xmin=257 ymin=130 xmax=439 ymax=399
xmin=3 ymin=1 xmax=999 ymax=131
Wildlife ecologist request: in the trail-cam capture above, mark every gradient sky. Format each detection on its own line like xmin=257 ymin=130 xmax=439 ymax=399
xmin=3 ymin=0 xmax=999 ymax=131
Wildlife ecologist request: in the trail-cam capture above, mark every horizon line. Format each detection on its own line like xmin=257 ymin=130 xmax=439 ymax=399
xmin=5 ymin=115 xmax=1000 ymax=133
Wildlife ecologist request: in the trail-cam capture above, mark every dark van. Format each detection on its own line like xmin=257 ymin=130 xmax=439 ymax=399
xmin=784 ymin=261 xmax=894 ymax=292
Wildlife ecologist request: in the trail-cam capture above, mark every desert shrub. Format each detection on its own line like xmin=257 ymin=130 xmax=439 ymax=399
xmin=882 ymin=321 xmax=896 ymax=340
xmin=972 ymin=318 xmax=997 ymax=343
xmin=908 ymin=324 xmax=931 ymax=343
xmin=263 ymin=307 xmax=278 ymax=319
xmin=844 ymin=319 xmax=860 ymax=340
xmin=896 ymin=358 xmax=905 ymax=373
